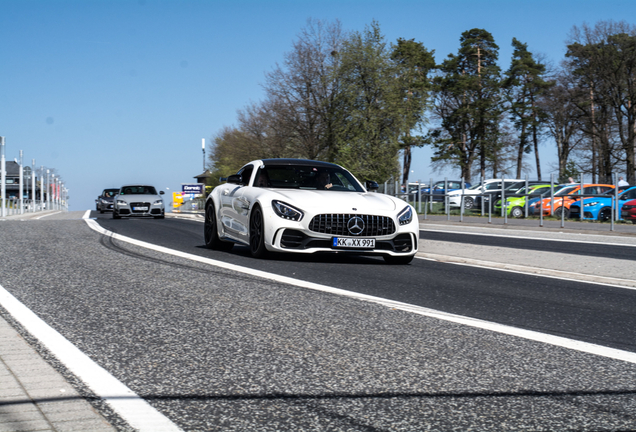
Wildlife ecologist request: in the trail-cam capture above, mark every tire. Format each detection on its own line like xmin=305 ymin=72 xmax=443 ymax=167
xmin=112 ymin=210 xmax=121 ymax=219
xmin=204 ymin=201 xmax=233 ymax=251
xmin=249 ymin=205 xmax=267 ymax=258
xmin=554 ymin=206 xmax=569 ymax=219
xmin=598 ymin=207 xmax=612 ymax=222
xmin=510 ymin=206 xmax=524 ymax=218
xmin=383 ymin=254 xmax=415 ymax=265
xmin=154 ymin=215 xmax=165 ymax=219
xmin=463 ymin=197 xmax=474 ymax=210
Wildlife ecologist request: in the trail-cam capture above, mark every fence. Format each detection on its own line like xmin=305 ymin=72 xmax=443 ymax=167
xmin=382 ymin=175 xmax=633 ymax=232
xmin=0 ymin=136 xmax=68 ymax=217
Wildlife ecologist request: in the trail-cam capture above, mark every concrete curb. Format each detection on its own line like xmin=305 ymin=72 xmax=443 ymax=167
xmin=416 ymin=252 xmax=636 ymax=289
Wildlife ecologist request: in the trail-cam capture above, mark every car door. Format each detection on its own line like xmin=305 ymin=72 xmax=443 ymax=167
xmin=220 ymin=165 xmax=254 ymax=241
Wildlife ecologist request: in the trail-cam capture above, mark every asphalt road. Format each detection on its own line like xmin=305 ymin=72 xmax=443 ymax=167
xmin=0 ymin=211 xmax=635 ymax=431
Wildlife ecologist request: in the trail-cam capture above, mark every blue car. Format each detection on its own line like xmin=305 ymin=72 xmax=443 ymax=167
xmin=420 ymin=180 xmax=471 ymax=202
xmin=569 ymin=186 xmax=636 ymax=221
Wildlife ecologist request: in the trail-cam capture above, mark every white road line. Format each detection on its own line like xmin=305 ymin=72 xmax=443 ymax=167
xmin=419 ymin=226 xmax=636 ymax=247
xmin=0 ymin=270 xmax=182 ymax=430
xmin=35 ymin=211 xmax=62 ymax=220
xmin=85 ymin=217 xmax=636 ymax=365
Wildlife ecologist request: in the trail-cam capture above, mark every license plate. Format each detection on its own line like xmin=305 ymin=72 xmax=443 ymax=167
xmin=622 ymin=211 xmax=628 ymax=217
xmin=332 ymin=237 xmax=375 ymax=248
xmin=133 ymin=206 xmax=149 ymax=211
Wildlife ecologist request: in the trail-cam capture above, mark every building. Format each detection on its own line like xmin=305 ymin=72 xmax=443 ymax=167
xmin=0 ymin=161 xmax=42 ymax=199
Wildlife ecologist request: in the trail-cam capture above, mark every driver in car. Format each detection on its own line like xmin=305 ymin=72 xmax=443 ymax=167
xmin=317 ymin=171 xmax=333 ymax=190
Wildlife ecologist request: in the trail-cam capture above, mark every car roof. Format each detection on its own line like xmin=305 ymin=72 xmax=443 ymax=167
xmin=119 ymin=184 xmax=157 ymax=188
xmin=259 ymin=158 xmax=340 ymax=168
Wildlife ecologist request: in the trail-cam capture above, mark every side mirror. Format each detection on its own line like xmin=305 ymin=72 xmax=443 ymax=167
xmin=366 ymin=180 xmax=379 ymax=191
xmin=227 ymin=174 xmax=242 ymax=184
xmin=159 ymin=191 xmax=165 ymax=195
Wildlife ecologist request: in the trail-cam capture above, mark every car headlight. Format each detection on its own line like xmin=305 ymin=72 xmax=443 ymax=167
xmin=398 ymin=206 xmax=413 ymax=225
xmin=272 ymin=200 xmax=303 ymax=221
xmin=153 ymin=199 xmax=163 ymax=206
xmin=583 ymin=201 xmax=599 ymax=207
xmin=116 ymin=200 xmax=128 ymax=207
xmin=100 ymin=199 xmax=109 ymax=204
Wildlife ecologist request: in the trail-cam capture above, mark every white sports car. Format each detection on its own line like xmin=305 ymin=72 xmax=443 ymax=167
xmin=204 ymin=159 xmax=419 ymax=264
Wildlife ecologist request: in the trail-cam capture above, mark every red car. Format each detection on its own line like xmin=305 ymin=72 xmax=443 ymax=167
xmin=621 ymin=199 xmax=636 ymax=223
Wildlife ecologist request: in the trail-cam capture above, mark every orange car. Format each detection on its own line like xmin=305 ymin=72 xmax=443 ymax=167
xmin=531 ymin=184 xmax=615 ymax=218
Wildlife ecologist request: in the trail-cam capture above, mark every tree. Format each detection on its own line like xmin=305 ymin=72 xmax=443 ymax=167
xmin=538 ymin=73 xmax=585 ymax=181
xmin=565 ymin=21 xmax=636 ymax=183
xmin=503 ymin=38 xmax=554 ymax=179
xmin=428 ymin=28 xmax=502 ymax=181
xmin=330 ymin=21 xmax=405 ymax=182
xmin=262 ymin=19 xmax=346 ymax=160
xmin=391 ymin=38 xmax=436 ymax=186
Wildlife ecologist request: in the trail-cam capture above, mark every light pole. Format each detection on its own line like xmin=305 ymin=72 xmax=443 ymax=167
xmin=1 ymin=137 xmax=5 ymax=217
xmin=46 ymin=170 xmax=50 ymax=210
xmin=31 ymin=159 xmax=36 ymax=212
xmin=202 ymin=138 xmax=206 ymax=171
xmin=19 ymin=150 xmax=24 ymax=214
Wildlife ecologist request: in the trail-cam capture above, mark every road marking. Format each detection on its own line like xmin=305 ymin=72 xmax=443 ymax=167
xmin=0 ymin=291 xmax=182 ymax=430
xmin=85 ymin=217 xmax=636 ymax=365
xmin=419 ymin=226 xmax=636 ymax=248
xmin=35 ymin=211 xmax=62 ymax=220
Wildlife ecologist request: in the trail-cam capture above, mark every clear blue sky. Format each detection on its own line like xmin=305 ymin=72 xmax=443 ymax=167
xmin=2 ymin=0 xmax=634 ymax=211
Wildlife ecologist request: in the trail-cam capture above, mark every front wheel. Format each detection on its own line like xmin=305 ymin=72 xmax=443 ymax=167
xmin=204 ymin=201 xmax=233 ymax=251
xmin=383 ymin=254 xmax=415 ymax=265
xmin=249 ymin=205 xmax=268 ymax=258
xmin=510 ymin=206 xmax=524 ymax=219
xmin=554 ymin=206 xmax=569 ymax=219
xmin=598 ymin=207 xmax=612 ymax=222
xmin=463 ymin=197 xmax=474 ymax=210
xmin=112 ymin=210 xmax=121 ymax=219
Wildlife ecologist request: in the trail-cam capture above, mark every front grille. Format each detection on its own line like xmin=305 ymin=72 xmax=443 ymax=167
xmin=130 ymin=202 xmax=151 ymax=213
xmin=309 ymin=214 xmax=396 ymax=236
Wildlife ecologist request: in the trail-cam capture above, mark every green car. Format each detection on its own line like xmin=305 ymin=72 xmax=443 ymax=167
xmin=494 ymin=184 xmax=554 ymax=218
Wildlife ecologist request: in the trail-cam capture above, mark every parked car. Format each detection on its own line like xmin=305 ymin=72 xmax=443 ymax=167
xmin=95 ymin=188 xmax=119 ymax=213
xmin=621 ymin=199 xmax=636 ymax=223
xmin=530 ymin=184 xmax=614 ymax=218
xmin=569 ymin=186 xmax=636 ymax=221
xmin=113 ymin=185 xmax=165 ymax=219
xmin=494 ymin=184 xmax=555 ymax=218
xmin=421 ymin=180 xmax=470 ymax=203
xmin=204 ymin=158 xmax=419 ymax=264
xmin=449 ymin=179 xmax=524 ymax=210
xmin=482 ymin=181 xmax=547 ymax=213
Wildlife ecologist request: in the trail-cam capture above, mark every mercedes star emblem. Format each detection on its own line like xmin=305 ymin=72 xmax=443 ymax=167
xmin=347 ymin=216 xmax=365 ymax=235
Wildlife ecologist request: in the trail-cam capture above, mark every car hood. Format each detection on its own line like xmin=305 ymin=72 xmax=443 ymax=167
xmin=268 ymin=189 xmax=401 ymax=213
xmin=117 ymin=194 xmax=162 ymax=202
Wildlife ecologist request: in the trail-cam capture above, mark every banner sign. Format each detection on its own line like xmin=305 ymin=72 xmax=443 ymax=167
xmin=182 ymin=183 xmax=204 ymax=195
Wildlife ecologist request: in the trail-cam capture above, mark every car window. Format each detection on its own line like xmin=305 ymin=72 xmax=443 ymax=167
xmin=484 ymin=182 xmax=502 ymax=190
xmin=598 ymin=186 xmax=613 ymax=193
xmin=120 ymin=186 xmax=157 ymax=195
xmin=555 ymin=186 xmax=578 ymax=196
xmin=258 ymin=165 xmax=364 ymax=192
xmin=238 ymin=165 xmax=254 ymax=186
xmin=582 ymin=186 xmax=598 ymax=195
xmin=621 ymin=189 xmax=636 ymax=200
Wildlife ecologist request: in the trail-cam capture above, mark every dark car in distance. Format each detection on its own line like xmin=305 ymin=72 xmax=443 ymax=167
xmin=96 ymin=188 xmax=119 ymax=213
xmin=420 ymin=180 xmax=471 ymax=202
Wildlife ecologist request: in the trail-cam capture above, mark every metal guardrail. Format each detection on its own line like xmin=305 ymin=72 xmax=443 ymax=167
xmin=384 ymin=175 xmax=632 ymax=232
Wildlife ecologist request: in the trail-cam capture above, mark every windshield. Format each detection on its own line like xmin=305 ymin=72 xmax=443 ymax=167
xmin=555 ymin=186 xmax=578 ymax=196
xmin=254 ymin=165 xmax=364 ymax=192
xmin=119 ymin=186 xmax=158 ymax=195
xmin=103 ymin=189 xmax=118 ymax=197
